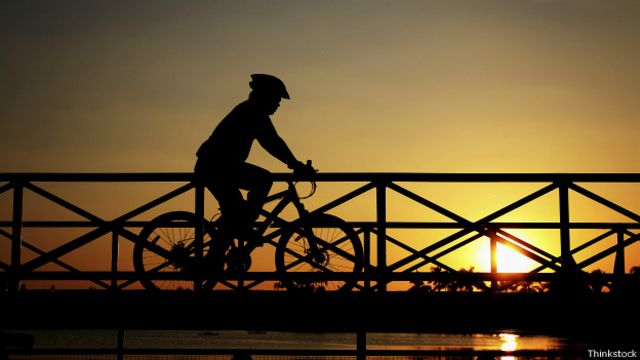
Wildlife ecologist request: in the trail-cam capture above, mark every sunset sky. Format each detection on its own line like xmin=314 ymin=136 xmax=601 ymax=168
xmin=2 ymin=0 xmax=639 ymax=173
xmin=1 ymin=1 xmax=639 ymax=287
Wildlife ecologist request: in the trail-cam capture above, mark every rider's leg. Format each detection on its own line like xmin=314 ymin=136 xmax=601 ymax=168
xmin=202 ymin=178 xmax=246 ymax=268
xmin=196 ymin=161 xmax=271 ymax=242
xmin=206 ymin=179 xmax=246 ymax=234
xmin=235 ymin=163 xmax=273 ymax=224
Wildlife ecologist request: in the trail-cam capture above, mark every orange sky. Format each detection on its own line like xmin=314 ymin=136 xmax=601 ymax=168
xmin=1 ymin=1 xmax=639 ymax=173
xmin=1 ymin=1 xmax=639 ymax=289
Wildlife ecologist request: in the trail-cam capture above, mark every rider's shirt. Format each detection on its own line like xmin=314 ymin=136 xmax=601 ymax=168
xmin=197 ymin=100 xmax=279 ymax=165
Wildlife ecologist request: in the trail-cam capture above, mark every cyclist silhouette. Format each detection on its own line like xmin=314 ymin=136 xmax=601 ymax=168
xmin=195 ymin=74 xmax=315 ymax=244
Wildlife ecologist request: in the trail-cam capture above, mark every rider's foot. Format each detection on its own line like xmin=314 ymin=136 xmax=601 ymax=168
xmin=235 ymin=227 xmax=264 ymax=247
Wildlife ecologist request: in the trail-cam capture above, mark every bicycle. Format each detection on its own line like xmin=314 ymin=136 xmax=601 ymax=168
xmin=133 ymin=175 xmax=364 ymax=292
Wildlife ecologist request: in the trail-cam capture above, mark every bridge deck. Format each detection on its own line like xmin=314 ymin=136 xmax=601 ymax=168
xmin=2 ymin=290 xmax=637 ymax=339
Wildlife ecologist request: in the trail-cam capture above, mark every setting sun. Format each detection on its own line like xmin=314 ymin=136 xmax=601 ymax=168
xmin=496 ymin=243 xmax=537 ymax=273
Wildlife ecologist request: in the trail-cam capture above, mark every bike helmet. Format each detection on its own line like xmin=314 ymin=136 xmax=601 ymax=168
xmin=249 ymin=74 xmax=290 ymax=99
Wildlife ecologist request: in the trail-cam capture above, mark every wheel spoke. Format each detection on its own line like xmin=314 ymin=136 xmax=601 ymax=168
xmin=134 ymin=212 xmax=217 ymax=292
xmin=275 ymin=214 xmax=363 ymax=291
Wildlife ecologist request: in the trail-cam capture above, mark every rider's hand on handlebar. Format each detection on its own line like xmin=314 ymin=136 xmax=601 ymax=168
xmin=291 ymin=160 xmax=317 ymax=179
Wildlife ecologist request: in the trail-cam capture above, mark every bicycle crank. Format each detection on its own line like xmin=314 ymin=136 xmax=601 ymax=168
xmin=226 ymin=247 xmax=252 ymax=272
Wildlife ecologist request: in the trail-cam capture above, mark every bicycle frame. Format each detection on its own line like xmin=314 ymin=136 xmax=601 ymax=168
xmin=242 ymin=180 xmax=315 ymax=251
xmin=133 ymin=178 xmax=363 ymax=292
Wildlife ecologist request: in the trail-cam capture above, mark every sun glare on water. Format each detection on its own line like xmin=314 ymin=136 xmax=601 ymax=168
xmin=500 ymin=333 xmax=519 ymax=360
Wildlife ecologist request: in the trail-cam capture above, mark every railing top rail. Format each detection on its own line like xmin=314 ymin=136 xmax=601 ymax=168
xmin=1 ymin=172 xmax=640 ymax=182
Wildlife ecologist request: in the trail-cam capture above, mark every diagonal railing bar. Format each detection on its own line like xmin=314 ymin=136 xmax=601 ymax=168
xmin=113 ymin=226 xmax=174 ymax=263
xmin=624 ymin=229 xmax=638 ymax=238
xmin=21 ymin=227 xmax=114 ymax=272
xmin=116 ymin=272 xmax=145 ymax=290
xmin=21 ymin=182 xmax=118 ymax=287
xmin=311 ymin=182 xmax=376 ymax=215
xmin=111 ymin=183 xmax=194 ymax=224
xmin=569 ymin=183 xmax=640 ymax=223
xmin=388 ymin=228 xmax=472 ymax=272
xmin=241 ymin=230 xmax=359 ymax=291
xmin=530 ymin=229 xmax=616 ymax=274
xmin=571 ymin=229 xmax=617 ymax=255
xmin=493 ymin=234 xmax=562 ymax=272
xmin=387 ymin=182 xmax=469 ymax=223
xmin=215 ymin=279 xmax=242 ymax=290
xmin=21 ymin=184 xmax=193 ymax=272
xmin=0 ymin=227 xmax=11 ymax=241
xmin=400 ymin=186 xmax=562 ymax=273
xmin=20 ymin=237 xmax=111 ymax=289
xmin=280 ymin=250 xmax=338 ymax=274
xmin=388 ymin=183 xmax=558 ymax=272
xmin=380 ymin=234 xmax=455 ymax=272
xmin=382 ymin=232 xmax=455 ymax=272
xmin=577 ymin=232 xmax=640 ymax=270
xmin=24 ymin=182 xmax=105 ymax=224
xmin=494 ymin=229 xmax=558 ymax=263
xmin=0 ymin=182 xmax=13 ymax=196
xmin=0 ymin=261 xmax=8 ymax=270
xmin=279 ymin=237 xmax=351 ymax=274
xmin=387 ymin=181 xmax=561 ymax=272
xmin=99 ymin=187 xmax=201 ymax=277
xmin=248 ymin=180 xmax=366 ymax=255
xmin=264 ymin=214 xmax=361 ymax=264
xmin=469 ymin=182 xmax=558 ymax=227
xmin=404 ymin=232 xmax=485 ymax=273
xmin=263 ymin=188 xmax=290 ymax=204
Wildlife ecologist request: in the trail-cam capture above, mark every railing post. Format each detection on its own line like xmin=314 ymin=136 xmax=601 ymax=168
xmin=111 ymin=231 xmax=119 ymax=291
xmin=363 ymin=227 xmax=371 ymax=292
xmin=356 ymin=328 xmax=367 ymax=360
xmin=11 ymin=181 xmax=24 ymax=294
xmin=558 ymin=180 xmax=576 ymax=270
xmin=376 ymin=180 xmax=387 ymax=292
xmin=614 ymin=227 xmax=626 ymax=293
xmin=116 ymin=327 xmax=125 ymax=360
xmin=489 ymin=230 xmax=498 ymax=291
xmin=195 ymin=183 xmax=205 ymax=292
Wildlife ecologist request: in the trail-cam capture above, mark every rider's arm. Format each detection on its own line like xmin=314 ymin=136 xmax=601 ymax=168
xmin=256 ymin=117 xmax=303 ymax=170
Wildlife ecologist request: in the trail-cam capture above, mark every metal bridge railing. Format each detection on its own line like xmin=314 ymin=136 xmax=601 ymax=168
xmin=1 ymin=172 xmax=639 ymax=293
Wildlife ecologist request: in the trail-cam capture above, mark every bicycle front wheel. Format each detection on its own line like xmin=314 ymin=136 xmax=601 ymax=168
xmin=275 ymin=213 xmax=363 ymax=292
xmin=133 ymin=211 xmax=218 ymax=291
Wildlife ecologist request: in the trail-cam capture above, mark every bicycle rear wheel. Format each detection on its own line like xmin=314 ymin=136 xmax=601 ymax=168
xmin=275 ymin=213 xmax=363 ymax=292
xmin=133 ymin=211 xmax=222 ymax=291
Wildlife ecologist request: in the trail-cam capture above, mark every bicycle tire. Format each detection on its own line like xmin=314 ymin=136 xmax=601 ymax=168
xmin=274 ymin=213 xmax=363 ymax=292
xmin=133 ymin=211 xmax=221 ymax=291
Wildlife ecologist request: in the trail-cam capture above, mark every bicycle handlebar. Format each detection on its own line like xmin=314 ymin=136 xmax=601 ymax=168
xmin=289 ymin=160 xmax=317 ymax=199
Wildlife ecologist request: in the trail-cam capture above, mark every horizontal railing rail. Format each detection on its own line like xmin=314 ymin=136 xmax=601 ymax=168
xmin=2 ymin=172 xmax=640 ymax=182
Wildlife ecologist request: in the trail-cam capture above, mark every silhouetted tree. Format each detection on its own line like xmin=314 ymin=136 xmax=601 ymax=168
xmin=508 ymin=281 xmax=547 ymax=293
xmin=426 ymin=266 xmax=450 ymax=292
xmin=625 ymin=265 xmax=640 ymax=296
xmin=588 ymin=269 xmax=607 ymax=293
xmin=408 ymin=279 xmax=433 ymax=293
xmin=273 ymin=281 xmax=286 ymax=291
xmin=449 ymin=267 xmax=488 ymax=292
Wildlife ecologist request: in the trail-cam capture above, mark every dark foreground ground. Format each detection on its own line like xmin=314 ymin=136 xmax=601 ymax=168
xmin=2 ymin=290 xmax=638 ymax=344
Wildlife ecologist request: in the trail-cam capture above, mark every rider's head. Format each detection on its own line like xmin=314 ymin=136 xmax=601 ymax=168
xmin=249 ymin=74 xmax=290 ymax=115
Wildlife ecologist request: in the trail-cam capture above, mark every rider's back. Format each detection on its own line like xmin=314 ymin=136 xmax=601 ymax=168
xmin=196 ymin=100 xmax=274 ymax=165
